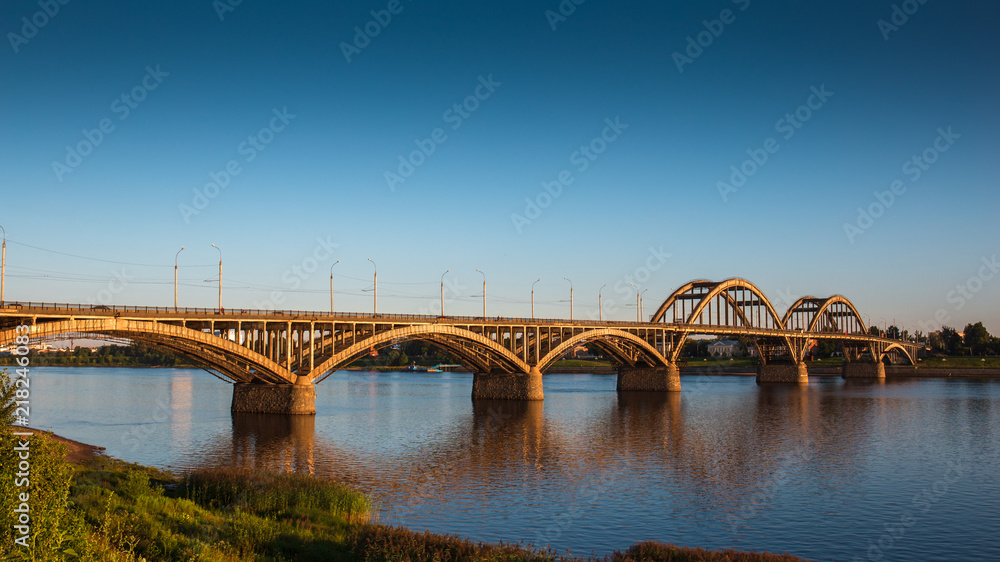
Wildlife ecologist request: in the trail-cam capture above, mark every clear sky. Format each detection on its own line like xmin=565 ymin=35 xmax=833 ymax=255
xmin=2 ymin=1 xmax=998 ymax=334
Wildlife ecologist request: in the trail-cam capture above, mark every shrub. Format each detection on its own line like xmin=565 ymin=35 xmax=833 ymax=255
xmin=0 ymin=371 xmax=90 ymax=560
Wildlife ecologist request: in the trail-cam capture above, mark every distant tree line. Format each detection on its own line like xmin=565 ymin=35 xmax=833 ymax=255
xmin=0 ymin=342 xmax=190 ymax=367
xmin=353 ymin=340 xmax=456 ymax=368
xmin=927 ymin=322 xmax=998 ymax=356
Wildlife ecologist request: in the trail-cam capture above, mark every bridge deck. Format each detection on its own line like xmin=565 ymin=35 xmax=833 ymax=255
xmin=0 ymin=302 xmax=910 ymax=342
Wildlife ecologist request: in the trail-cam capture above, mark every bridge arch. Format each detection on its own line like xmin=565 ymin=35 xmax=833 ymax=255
xmin=537 ymin=328 xmax=671 ymax=371
xmin=309 ymin=324 xmax=532 ymax=384
xmin=0 ymin=318 xmax=296 ymax=385
xmin=649 ymin=278 xmax=791 ymax=362
xmin=650 ymin=279 xmax=712 ymax=324
xmin=650 ymin=278 xmax=786 ymax=329
xmin=782 ymin=295 xmax=868 ymax=334
xmin=876 ymin=342 xmax=917 ymax=366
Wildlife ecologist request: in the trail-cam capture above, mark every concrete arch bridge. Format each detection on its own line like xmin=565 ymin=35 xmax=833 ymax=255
xmin=0 ymin=278 xmax=923 ymax=414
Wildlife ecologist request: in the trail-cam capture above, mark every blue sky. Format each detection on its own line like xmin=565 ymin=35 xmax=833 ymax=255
xmin=2 ymin=0 xmax=998 ymax=334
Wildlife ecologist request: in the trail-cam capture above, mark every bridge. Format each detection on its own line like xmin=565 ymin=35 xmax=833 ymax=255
xmin=0 ymin=278 xmax=923 ymax=414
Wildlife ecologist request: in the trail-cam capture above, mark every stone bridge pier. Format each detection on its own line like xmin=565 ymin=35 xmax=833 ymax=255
xmin=617 ymin=365 xmax=681 ymax=392
xmin=231 ymin=376 xmax=317 ymax=415
xmin=756 ymin=362 xmax=809 ymax=384
xmin=472 ymin=368 xmax=544 ymax=400
xmin=842 ymin=361 xmax=886 ymax=379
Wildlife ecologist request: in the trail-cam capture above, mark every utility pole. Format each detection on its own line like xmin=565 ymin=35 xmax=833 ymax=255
xmin=440 ymin=270 xmax=450 ymax=316
xmin=1 ymin=225 xmax=6 ymax=304
xmin=211 ymin=244 xmax=222 ymax=312
xmin=476 ymin=269 xmax=486 ymax=318
xmin=599 ymin=284 xmax=607 ymax=322
xmin=174 ymin=246 xmax=184 ymax=309
xmin=329 ymin=260 xmax=339 ymax=314
xmin=368 ymin=258 xmax=377 ymax=315
xmin=630 ymin=282 xmax=639 ymax=322
xmin=531 ymin=278 xmax=541 ymax=319
xmin=563 ymin=277 xmax=574 ymax=321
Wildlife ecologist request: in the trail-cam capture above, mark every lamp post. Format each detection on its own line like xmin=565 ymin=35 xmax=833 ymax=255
xmin=211 ymin=244 xmax=222 ymax=312
xmin=640 ymin=289 xmax=648 ymax=322
xmin=440 ymin=269 xmax=450 ymax=317
xmin=476 ymin=269 xmax=486 ymax=318
xmin=531 ymin=278 xmax=541 ymax=320
xmin=368 ymin=258 xmax=377 ymax=315
xmin=629 ymin=282 xmax=639 ymax=322
xmin=1 ymin=225 xmax=6 ymax=304
xmin=174 ymin=246 xmax=184 ymax=310
xmin=563 ymin=277 xmax=574 ymax=321
xmin=598 ymin=283 xmax=607 ymax=322
xmin=329 ymin=260 xmax=340 ymax=314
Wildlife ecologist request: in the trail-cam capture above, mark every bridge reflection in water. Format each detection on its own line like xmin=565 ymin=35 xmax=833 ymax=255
xmin=185 ymin=377 xmax=892 ymax=532
xmin=229 ymin=413 xmax=317 ymax=474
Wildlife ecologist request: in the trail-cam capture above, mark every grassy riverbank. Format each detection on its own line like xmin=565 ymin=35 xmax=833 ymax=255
xmin=917 ymin=356 xmax=1000 ymax=368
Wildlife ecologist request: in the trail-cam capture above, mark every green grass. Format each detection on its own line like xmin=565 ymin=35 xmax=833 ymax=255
xmin=608 ymin=541 xmax=806 ymax=561
xmin=181 ymin=467 xmax=371 ymax=524
xmin=550 ymin=359 xmax=613 ymax=368
xmin=66 ymin=458 xmax=375 ymax=561
xmin=678 ymin=357 xmax=760 ymax=368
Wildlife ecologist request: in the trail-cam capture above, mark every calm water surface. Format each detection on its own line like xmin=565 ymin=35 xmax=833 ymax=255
xmin=29 ymin=367 xmax=1000 ymax=560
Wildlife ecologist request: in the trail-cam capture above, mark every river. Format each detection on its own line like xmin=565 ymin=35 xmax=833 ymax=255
xmin=26 ymin=367 xmax=1000 ymax=560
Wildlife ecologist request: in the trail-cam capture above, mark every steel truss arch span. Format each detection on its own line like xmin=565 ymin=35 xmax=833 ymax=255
xmin=649 ymin=278 xmax=792 ymax=362
xmin=649 ymin=279 xmax=713 ymax=324
xmin=309 ymin=324 xmax=532 ymax=384
xmin=650 ymin=278 xmax=786 ymax=328
xmin=875 ymin=342 xmax=917 ymax=366
xmin=782 ymin=295 xmax=868 ymax=334
xmin=537 ymin=328 xmax=671 ymax=371
xmin=0 ymin=318 xmax=296 ymax=384
xmin=5 ymin=330 xmax=244 ymax=382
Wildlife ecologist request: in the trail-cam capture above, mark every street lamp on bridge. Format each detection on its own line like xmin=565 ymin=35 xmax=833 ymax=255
xmin=599 ymin=283 xmax=607 ymax=322
xmin=629 ymin=282 xmax=639 ymax=322
xmin=211 ymin=244 xmax=222 ymax=312
xmin=367 ymin=258 xmax=377 ymax=315
xmin=475 ymin=269 xmax=486 ymax=318
xmin=563 ymin=277 xmax=574 ymax=321
xmin=329 ymin=260 xmax=340 ymax=314
xmin=0 ymin=225 xmax=6 ymax=304
xmin=174 ymin=246 xmax=184 ymax=310
xmin=440 ymin=269 xmax=450 ymax=316
xmin=640 ymin=288 xmax=648 ymax=321
xmin=531 ymin=278 xmax=541 ymax=320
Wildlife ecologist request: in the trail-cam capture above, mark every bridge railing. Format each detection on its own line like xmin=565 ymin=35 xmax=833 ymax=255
xmin=1 ymin=301 xmax=654 ymax=327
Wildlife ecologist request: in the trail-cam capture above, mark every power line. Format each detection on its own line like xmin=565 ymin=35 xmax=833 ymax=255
xmin=7 ymin=239 xmax=456 ymax=285
xmin=7 ymin=239 xmax=215 ymax=268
